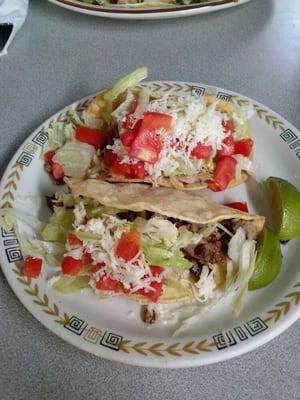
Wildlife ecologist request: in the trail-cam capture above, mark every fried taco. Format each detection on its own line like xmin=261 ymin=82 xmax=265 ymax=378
xmin=43 ymin=68 xmax=255 ymax=192
xmin=59 ymin=178 xmax=264 ymax=314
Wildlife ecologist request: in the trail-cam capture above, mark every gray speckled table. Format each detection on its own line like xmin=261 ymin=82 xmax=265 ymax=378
xmin=0 ymin=0 xmax=300 ymax=399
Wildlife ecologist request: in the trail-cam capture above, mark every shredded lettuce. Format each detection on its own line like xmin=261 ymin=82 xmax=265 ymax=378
xmin=228 ymin=227 xmax=246 ymax=265
xmin=142 ymin=217 xmax=178 ymax=246
xmin=0 ymin=210 xmax=16 ymax=231
xmin=41 ymin=207 xmax=74 ymax=242
xmin=55 ymin=192 xmax=78 ymax=207
xmin=233 ymin=240 xmax=257 ymax=316
xmin=0 ymin=208 xmax=45 ymax=234
xmin=86 ymin=205 xmax=120 ymax=219
xmin=176 ymin=226 xmax=202 ymax=247
xmin=104 ymin=67 xmax=148 ymax=106
xmin=44 ymin=122 xmax=75 ymax=153
xmin=142 ymin=241 xmax=193 ymax=272
xmin=19 ymin=237 xmax=64 ymax=258
xmin=53 ymin=141 xmax=95 ymax=178
xmin=198 ymin=223 xmax=218 ymax=238
xmin=51 ymin=275 xmax=90 ymax=294
xmin=71 ymin=230 xmax=101 ymax=241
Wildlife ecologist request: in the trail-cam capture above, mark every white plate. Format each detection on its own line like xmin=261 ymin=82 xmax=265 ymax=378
xmin=48 ymin=0 xmax=252 ymax=20
xmin=1 ymin=81 xmax=300 ymax=368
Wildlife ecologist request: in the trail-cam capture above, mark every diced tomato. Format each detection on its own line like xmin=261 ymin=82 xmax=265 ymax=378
xmin=68 ymin=233 xmax=83 ymax=247
xmin=44 ymin=150 xmax=55 ymax=167
xmin=96 ymin=275 xmax=119 ymax=292
xmin=208 ymin=155 xmax=237 ymax=192
xmin=120 ymin=130 xmax=137 ymax=147
xmin=52 ymin=163 xmax=64 ymax=180
xmin=225 ymin=202 xmax=249 ymax=213
xmin=61 ymin=256 xmax=83 ymax=275
xmin=191 ymin=144 xmax=212 ymax=160
xmin=128 ymin=130 xmax=162 ymax=164
xmin=140 ymin=112 xmax=172 ymax=132
xmin=22 ymin=255 xmax=42 ymax=278
xmin=103 ymin=150 xmax=118 ymax=167
xmin=75 ymin=126 xmax=107 ymax=149
xmin=234 ymin=138 xmax=253 ymax=157
xmin=218 ymin=136 xmax=235 ymax=156
xmin=222 ymin=119 xmax=235 ymax=134
xmin=128 ymin=112 xmax=172 ymax=164
xmin=112 ymin=159 xmax=134 ymax=178
xmin=115 ymin=231 xmax=140 ymax=261
xmin=132 ymin=161 xmax=148 ymax=179
xmin=82 ymin=252 xmax=93 ymax=265
xmin=136 ymin=266 xmax=164 ymax=303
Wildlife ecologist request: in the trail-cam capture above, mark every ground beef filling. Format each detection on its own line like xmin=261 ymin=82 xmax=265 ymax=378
xmin=182 ymin=228 xmax=232 ymax=281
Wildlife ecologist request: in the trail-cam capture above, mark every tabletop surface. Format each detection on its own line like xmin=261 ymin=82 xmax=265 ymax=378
xmin=0 ymin=0 xmax=300 ymax=399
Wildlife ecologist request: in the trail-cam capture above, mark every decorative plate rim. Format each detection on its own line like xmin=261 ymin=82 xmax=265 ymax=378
xmin=1 ymin=80 xmax=300 ymax=368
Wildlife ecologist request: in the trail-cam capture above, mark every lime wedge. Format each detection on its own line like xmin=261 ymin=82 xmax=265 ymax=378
xmin=266 ymin=177 xmax=300 ymax=241
xmin=248 ymin=227 xmax=282 ymax=290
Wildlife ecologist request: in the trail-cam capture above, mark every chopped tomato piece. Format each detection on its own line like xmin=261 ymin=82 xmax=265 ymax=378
xmin=82 ymin=252 xmax=93 ymax=265
xmin=61 ymin=256 xmax=83 ymax=275
xmin=140 ymin=112 xmax=172 ymax=132
xmin=222 ymin=119 xmax=235 ymax=134
xmin=115 ymin=231 xmax=140 ymax=261
xmin=225 ymin=202 xmax=249 ymax=213
xmin=22 ymin=255 xmax=42 ymax=278
xmin=136 ymin=266 xmax=164 ymax=302
xmin=52 ymin=163 xmax=64 ymax=181
xmin=128 ymin=112 xmax=172 ymax=164
xmin=218 ymin=136 xmax=235 ymax=156
xmin=132 ymin=161 xmax=148 ymax=179
xmin=75 ymin=126 xmax=107 ymax=149
xmin=44 ymin=150 xmax=55 ymax=167
xmin=68 ymin=233 xmax=83 ymax=247
xmin=234 ymin=138 xmax=253 ymax=157
xmin=191 ymin=144 xmax=212 ymax=160
xmin=208 ymin=155 xmax=237 ymax=192
xmin=103 ymin=150 xmax=118 ymax=167
xmin=129 ymin=131 xmax=161 ymax=164
xmin=112 ymin=159 xmax=134 ymax=178
xmin=96 ymin=275 xmax=119 ymax=292
xmin=120 ymin=130 xmax=137 ymax=147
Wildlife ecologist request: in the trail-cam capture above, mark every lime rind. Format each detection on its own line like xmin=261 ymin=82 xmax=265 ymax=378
xmin=266 ymin=177 xmax=300 ymax=241
xmin=248 ymin=226 xmax=282 ymax=290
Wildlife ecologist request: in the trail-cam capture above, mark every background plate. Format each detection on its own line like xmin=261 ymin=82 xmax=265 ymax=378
xmin=0 ymin=81 xmax=300 ymax=368
xmin=48 ymin=0 xmax=252 ymax=20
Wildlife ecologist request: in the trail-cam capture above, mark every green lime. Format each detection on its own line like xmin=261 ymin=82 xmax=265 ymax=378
xmin=248 ymin=226 xmax=282 ymax=290
xmin=266 ymin=177 xmax=300 ymax=241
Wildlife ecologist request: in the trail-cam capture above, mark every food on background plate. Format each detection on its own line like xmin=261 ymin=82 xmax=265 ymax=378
xmin=80 ymin=0 xmax=219 ymax=8
xmin=43 ymin=67 xmax=255 ymax=192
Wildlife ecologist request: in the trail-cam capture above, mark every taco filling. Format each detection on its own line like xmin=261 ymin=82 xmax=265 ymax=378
xmin=3 ymin=180 xmax=265 ymax=322
xmin=42 ymin=68 xmax=255 ymax=192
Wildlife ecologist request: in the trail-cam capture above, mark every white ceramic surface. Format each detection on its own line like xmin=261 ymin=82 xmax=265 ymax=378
xmin=1 ymin=81 xmax=299 ymax=368
xmin=48 ymin=0 xmax=252 ymax=20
